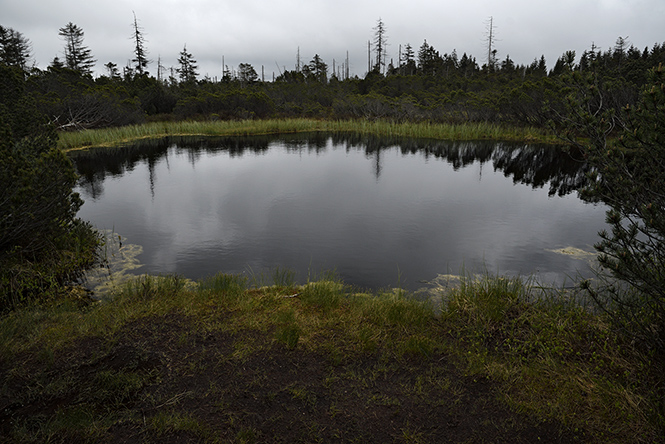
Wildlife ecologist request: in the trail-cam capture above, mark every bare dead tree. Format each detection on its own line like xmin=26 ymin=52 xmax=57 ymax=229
xmin=131 ymin=12 xmax=149 ymax=76
xmin=372 ymin=18 xmax=388 ymax=74
xmin=484 ymin=16 xmax=498 ymax=71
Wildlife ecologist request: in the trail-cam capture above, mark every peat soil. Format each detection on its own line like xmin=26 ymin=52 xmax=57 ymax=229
xmin=0 ymin=313 xmax=585 ymax=443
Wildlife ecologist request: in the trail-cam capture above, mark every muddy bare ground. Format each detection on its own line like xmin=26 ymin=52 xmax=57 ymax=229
xmin=0 ymin=313 xmax=585 ymax=443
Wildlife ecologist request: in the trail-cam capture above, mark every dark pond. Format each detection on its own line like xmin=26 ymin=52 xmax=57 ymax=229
xmin=71 ymin=133 xmax=606 ymax=293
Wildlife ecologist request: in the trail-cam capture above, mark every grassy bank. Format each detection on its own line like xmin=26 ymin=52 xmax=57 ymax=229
xmin=0 ymin=273 xmax=661 ymax=443
xmin=57 ymin=119 xmax=558 ymax=151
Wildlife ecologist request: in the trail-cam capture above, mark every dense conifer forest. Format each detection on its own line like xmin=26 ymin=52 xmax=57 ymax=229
xmin=1 ymin=23 xmax=664 ymax=130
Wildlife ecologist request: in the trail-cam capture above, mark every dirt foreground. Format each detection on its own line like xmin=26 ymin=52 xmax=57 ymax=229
xmin=1 ymin=311 xmax=584 ymax=443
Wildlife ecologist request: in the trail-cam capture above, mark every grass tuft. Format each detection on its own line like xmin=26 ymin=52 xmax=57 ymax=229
xmin=198 ymin=272 xmax=248 ymax=300
xmin=274 ymin=309 xmax=302 ymax=349
xmin=299 ymin=279 xmax=345 ymax=313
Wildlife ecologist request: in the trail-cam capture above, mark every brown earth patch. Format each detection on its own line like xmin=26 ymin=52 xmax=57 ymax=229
xmin=0 ymin=313 xmax=585 ymax=443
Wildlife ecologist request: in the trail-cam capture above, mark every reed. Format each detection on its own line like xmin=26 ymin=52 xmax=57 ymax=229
xmin=58 ymin=119 xmax=558 ymax=151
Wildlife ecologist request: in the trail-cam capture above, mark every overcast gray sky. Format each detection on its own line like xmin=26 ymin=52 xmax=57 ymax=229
xmin=2 ymin=0 xmax=663 ymax=79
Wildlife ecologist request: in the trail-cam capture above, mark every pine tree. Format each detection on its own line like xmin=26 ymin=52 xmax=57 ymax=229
xmin=613 ymin=36 xmax=629 ymax=75
xmin=0 ymin=26 xmax=32 ymax=70
xmin=308 ymin=54 xmax=327 ymax=83
xmin=564 ymin=66 xmax=665 ymax=356
xmin=237 ymin=63 xmax=258 ymax=85
xmin=58 ymin=22 xmax=96 ymax=74
xmin=176 ymin=44 xmax=199 ymax=84
xmin=49 ymin=56 xmax=64 ymax=70
xmin=104 ymin=61 xmax=120 ymax=79
xmin=417 ymin=40 xmax=440 ymax=75
xmin=400 ymin=43 xmax=416 ymax=75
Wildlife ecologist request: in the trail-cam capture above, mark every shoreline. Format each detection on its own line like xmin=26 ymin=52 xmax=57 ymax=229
xmin=58 ymin=118 xmax=561 ymax=152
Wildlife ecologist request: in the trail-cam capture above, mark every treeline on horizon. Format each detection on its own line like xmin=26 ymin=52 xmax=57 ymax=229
xmin=1 ymin=22 xmax=664 ymax=131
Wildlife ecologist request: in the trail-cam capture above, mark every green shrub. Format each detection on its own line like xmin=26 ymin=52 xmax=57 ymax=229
xmin=0 ymin=64 xmax=99 ymax=310
xmin=561 ymin=66 xmax=665 ymax=359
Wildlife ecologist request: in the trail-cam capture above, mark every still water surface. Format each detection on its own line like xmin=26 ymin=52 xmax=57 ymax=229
xmin=72 ymin=134 xmax=606 ymax=292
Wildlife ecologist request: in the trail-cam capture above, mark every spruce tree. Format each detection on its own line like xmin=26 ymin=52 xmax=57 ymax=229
xmin=177 ymin=44 xmax=198 ymax=84
xmin=0 ymin=26 xmax=32 ymax=70
xmin=58 ymin=22 xmax=96 ymax=75
xmin=308 ymin=54 xmax=327 ymax=83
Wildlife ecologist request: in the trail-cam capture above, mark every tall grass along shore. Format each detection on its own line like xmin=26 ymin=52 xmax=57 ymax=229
xmin=58 ymin=118 xmax=558 ymax=152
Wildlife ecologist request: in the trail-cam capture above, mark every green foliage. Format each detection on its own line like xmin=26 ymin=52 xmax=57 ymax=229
xmin=0 ymin=65 xmax=47 ymax=138
xmin=58 ymin=22 xmax=96 ymax=75
xmin=560 ymin=65 xmax=665 ymax=359
xmin=0 ymin=25 xmax=32 ymax=70
xmin=174 ymin=88 xmax=274 ymax=119
xmin=4 ymin=24 xmax=665 ymax=130
xmin=27 ymin=67 xmax=146 ymax=129
xmin=93 ymin=369 xmax=146 ymax=408
xmin=0 ymin=64 xmax=99 ymax=310
xmin=440 ymin=274 xmax=660 ymax=441
xmin=237 ymin=62 xmax=258 ymax=84
xmin=57 ymin=119 xmax=555 ymax=153
xmin=176 ymin=44 xmax=198 ymax=84
xmin=305 ymin=54 xmax=328 ymax=83
xmin=0 ymin=219 xmax=99 ymax=309
xmin=384 ymin=297 xmax=432 ymax=329
xmin=442 ymin=274 xmax=531 ymax=348
xmin=0 ymin=129 xmax=82 ymax=254
xmin=398 ymin=334 xmax=435 ymax=359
